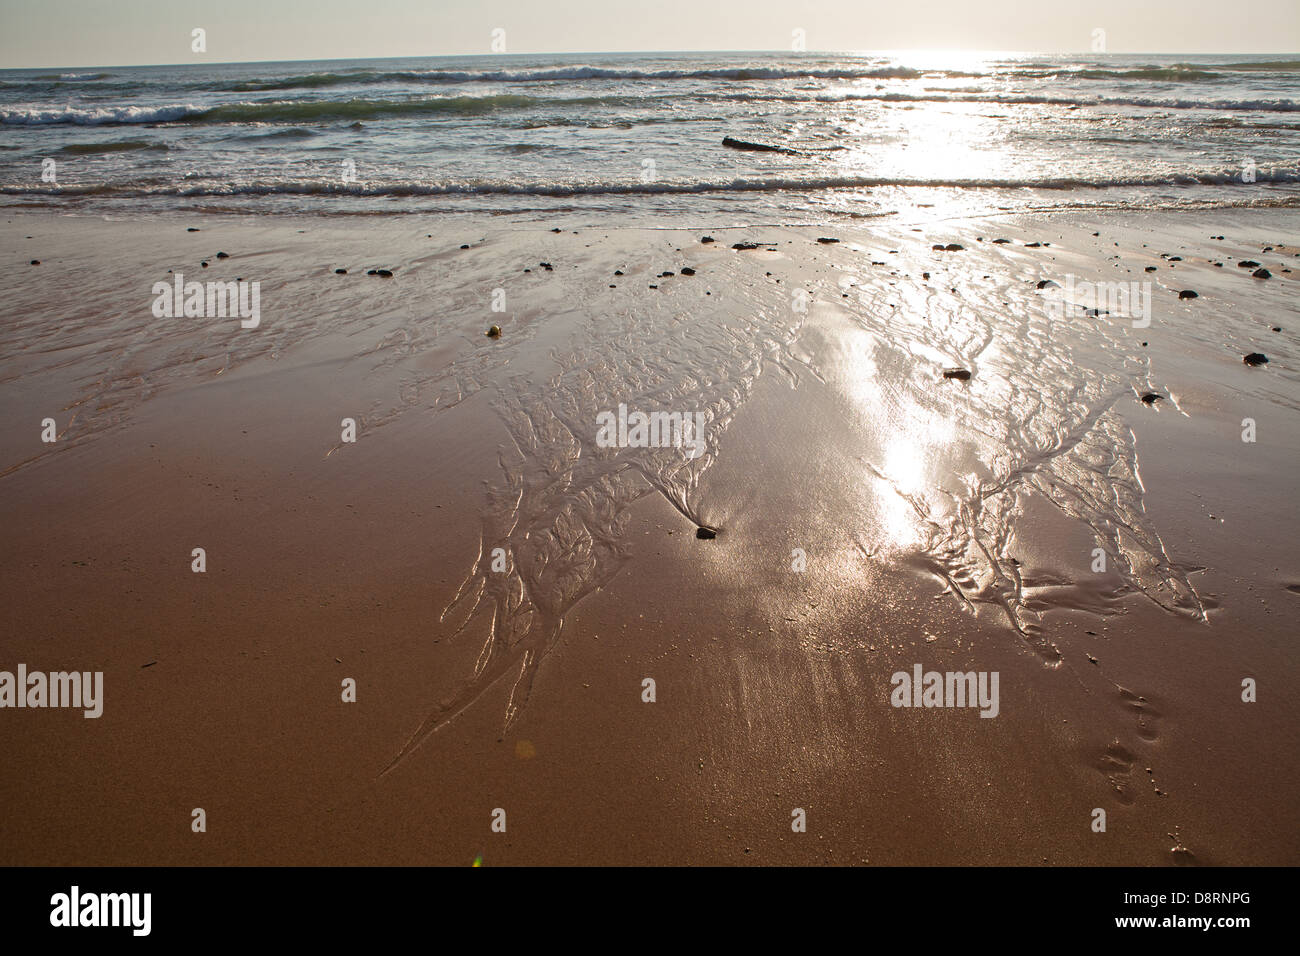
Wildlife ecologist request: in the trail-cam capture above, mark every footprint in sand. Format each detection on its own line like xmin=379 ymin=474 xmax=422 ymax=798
xmin=1168 ymin=827 xmax=1198 ymax=865
xmin=1118 ymin=686 xmax=1162 ymax=742
xmin=1096 ymin=741 xmax=1138 ymax=805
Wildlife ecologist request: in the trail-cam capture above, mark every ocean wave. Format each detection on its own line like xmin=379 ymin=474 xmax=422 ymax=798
xmin=30 ymin=71 xmax=115 ymax=81
xmin=9 ymin=87 xmax=1298 ymax=129
xmin=0 ymin=104 xmax=198 ymax=125
xmin=55 ymin=139 xmax=168 ymax=154
xmin=0 ymin=94 xmax=612 ymax=126
xmin=7 ymin=168 xmax=1300 ymax=199
xmin=995 ymin=61 xmax=1300 ymax=80
xmin=218 ymin=64 xmax=959 ymax=91
xmin=209 ymin=62 xmax=1300 ymax=93
xmin=234 ymin=126 xmax=321 ymax=140
xmin=1208 ymin=59 xmax=1300 ymax=72
xmin=1069 ymin=67 xmax=1223 ymax=82
xmin=731 ymin=91 xmax=1300 ymax=112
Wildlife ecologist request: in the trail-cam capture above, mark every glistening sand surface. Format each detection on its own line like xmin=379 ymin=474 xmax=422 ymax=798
xmin=0 ymin=209 xmax=1296 ymax=864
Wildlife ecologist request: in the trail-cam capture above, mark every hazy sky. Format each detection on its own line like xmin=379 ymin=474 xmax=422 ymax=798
xmin=1 ymin=0 xmax=1297 ymax=67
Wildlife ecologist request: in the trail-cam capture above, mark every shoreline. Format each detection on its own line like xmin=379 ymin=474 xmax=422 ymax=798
xmin=1 ymin=205 xmax=1296 ymax=865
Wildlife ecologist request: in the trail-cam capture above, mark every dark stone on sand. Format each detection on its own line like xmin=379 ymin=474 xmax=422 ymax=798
xmin=817 ymin=237 xmax=839 ymax=244
xmin=721 ymin=136 xmax=798 ymax=155
xmin=201 ymin=261 xmax=208 ymax=268
xmin=614 ymin=270 xmax=623 ymax=276
xmin=992 ymin=238 xmax=1010 ymax=244
xmin=460 ymin=244 xmax=470 ymax=249
xmin=1178 ymin=290 xmax=1198 ymax=299
xmin=660 ymin=271 xmax=674 ymax=277
xmin=1272 ymin=326 xmax=1282 ymax=332
xmin=366 ymin=268 xmax=394 ymax=277
xmin=695 ymin=527 xmax=717 ymax=540
xmin=1238 ymin=260 xmax=1260 ymax=268
xmin=943 ymin=368 xmax=972 ymax=381
xmin=701 ymin=236 xmax=715 ymax=243
xmin=1243 ymin=352 xmax=1268 ymax=366
xmin=1036 ymin=279 xmax=1059 ymax=289
xmin=1253 ymin=268 xmax=1271 ymax=279
xmin=1169 ymin=256 xmax=1182 ymax=261
xmin=334 ymin=268 xmax=347 ymax=274
xmin=551 ymin=228 xmax=561 ymax=232
xmin=680 ymin=267 xmax=696 ymax=275
xmin=1140 ymin=392 xmax=1161 ymax=405
xmin=216 ymin=251 xmax=229 ymax=259
xmin=648 ymin=284 xmax=659 ymax=289
xmin=932 ymin=243 xmax=963 ymax=251
xmin=486 ymin=325 xmax=501 ymax=338
xmin=187 ymin=227 xmax=199 ymax=232
xmin=1145 ymin=266 xmax=1157 ymax=272
xmin=732 ymin=242 xmax=764 ymax=250
xmin=30 ymin=260 xmax=39 ymax=265
xmin=539 ymin=262 xmax=553 ymax=271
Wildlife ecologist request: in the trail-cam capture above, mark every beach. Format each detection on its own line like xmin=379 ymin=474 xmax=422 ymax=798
xmin=1 ymin=206 xmax=1295 ymax=865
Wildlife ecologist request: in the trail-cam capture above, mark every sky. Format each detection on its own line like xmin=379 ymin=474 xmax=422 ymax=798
xmin=1 ymin=0 xmax=1297 ymax=67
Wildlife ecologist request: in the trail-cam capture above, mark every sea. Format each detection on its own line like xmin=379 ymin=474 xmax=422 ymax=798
xmin=2 ymin=51 xmax=1299 ymax=224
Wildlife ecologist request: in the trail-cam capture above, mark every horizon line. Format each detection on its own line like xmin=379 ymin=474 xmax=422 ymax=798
xmin=4 ymin=48 xmax=1299 ymax=72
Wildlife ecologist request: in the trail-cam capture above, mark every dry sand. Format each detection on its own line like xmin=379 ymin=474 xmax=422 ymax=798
xmin=0 ymin=207 xmax=1296 ymax=865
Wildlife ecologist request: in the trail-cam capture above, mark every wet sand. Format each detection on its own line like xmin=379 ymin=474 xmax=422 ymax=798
xmin=0 ymin=208 xmax=1296 ymax=865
